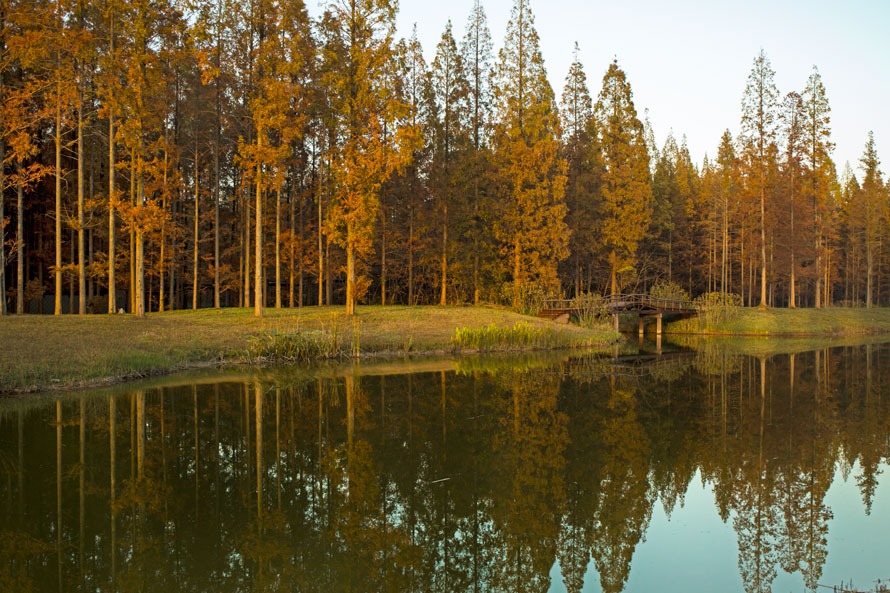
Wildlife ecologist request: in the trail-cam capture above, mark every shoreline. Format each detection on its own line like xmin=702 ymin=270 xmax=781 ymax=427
xmin=0 ymin=306 xmax=617 ymax=395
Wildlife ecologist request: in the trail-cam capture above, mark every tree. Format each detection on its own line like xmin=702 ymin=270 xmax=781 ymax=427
xmin=780 ymin=92 xmax=805 ymax=307
xmin=430 ymin=21 xmax=469 ymax=305
xmin=595 ymin=60 xmax=651 ymax=295
xmin=858 ymin=132 xmax=883 ymax=308
xmin=492 ymin=0 xmax=567 ymax=308
xmin=559 ymin=43 xmax=601 ymax=297
xmin=740 ymin=49 xmax=779 ymax=308
xmin=801 ymin=66 xmax=834 ymax=308
xmin=321 ymin=0 xmax=414 ymax=315
xmin=460 ymin=0 xmax=493 ymax=304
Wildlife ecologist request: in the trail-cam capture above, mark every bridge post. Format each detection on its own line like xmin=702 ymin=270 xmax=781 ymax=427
xmin=638 ymin=315 xmax=645 ymax=337
xmin=656 ymin=313 xmax=663 ymax=336
xmin=612 ymin=313 xmax=619 ymax=332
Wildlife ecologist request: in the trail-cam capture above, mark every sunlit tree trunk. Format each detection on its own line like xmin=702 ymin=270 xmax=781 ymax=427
xmin=275 ymin=186 xmax=281 ymax=308
xmin=55 ymin=64 xmax=63 ymax=315
xmin=77 ymin=77 xmax=86 ymax=315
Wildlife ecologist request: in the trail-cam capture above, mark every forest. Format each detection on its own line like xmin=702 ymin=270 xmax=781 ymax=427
xmin=0 ymin=0 xmax=887 ymax=317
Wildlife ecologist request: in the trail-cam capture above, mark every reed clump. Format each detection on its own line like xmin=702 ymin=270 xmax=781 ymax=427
xmin=245 ymin=329 xmax=345 ymax=362
xmin=452 ymin=322 xmax=575 ymax=352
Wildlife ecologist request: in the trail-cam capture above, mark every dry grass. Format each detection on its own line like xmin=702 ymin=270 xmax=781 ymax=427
xmin=0 ymin=305 xmax=616 ymax=393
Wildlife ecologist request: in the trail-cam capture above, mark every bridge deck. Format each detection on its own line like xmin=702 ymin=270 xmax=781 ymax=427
xmin=537 ymin=294 xmax=696 ymax=320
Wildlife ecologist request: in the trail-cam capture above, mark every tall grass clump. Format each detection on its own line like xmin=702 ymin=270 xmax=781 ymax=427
xmin=452 ymin=322 xmax=575 ymax=352
xmin=245 ymin=329 xmax=344 ymax=362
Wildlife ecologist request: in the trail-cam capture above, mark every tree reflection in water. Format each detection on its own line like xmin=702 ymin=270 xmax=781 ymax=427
xmin=1 ymin=342 xmax=889 ymax=593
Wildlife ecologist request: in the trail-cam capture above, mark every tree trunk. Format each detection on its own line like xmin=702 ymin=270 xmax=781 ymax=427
xmin=193 ymin=150 xmax=199 ymax=310
xmin=513 ymin=237 xmax=521 ymax=309
xmin=0 ymin=134 xmax=5 ymax=316
xmin=77 ymin=83 xmax=86 ymax=314
xmin=759 ymin=184 xmax=767 ymax=307
xmin=345 ymin=230 xmax=355 ymax=315
xmin=16 ymin=169 xmax=23 ymax=314
xmin=317 ymin=160 xmax=324 ymax=307
xmin=288 ymin=178 xmax=294 ymax=307
xmin=381 ymin=196 xmax=386 ymax=306
xmin=55 ymin=85 xmax=63 ymax=315
xmin=135 ymin=153 xmax=145 ymax=317
xmin=440 ymin=202 xmax=447 ymax=306
xmin=254 ymin=136 xmax=263 ymax=318
xmin=108 ymin=13 xmax=116 ymax=314
xmin=408 ymin=203 xmax=414 ymax=305
xmin=275 ymin=186 xmax=281 ymax=308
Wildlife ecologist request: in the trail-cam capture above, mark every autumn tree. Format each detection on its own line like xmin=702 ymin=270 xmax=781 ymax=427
xmin=322 ymin=0 xmax=413 ymax=315
xmin=857 ymin=132 xmax=883 ymax=308
xmin=595 ymin=60 xmax=652 ymax=295
xmin=492 ymin=0 xmax=567 ymax=308
xmin=801 ymin=66 xmax=834 ymax=308
xmin=559 ymin=43 xmax=601 ymax=297
xmin=779 ymin=92 xmax=805 ymax=307
xmin=460 ymin=0 xmax=493 ymax=304
xmin=429 ymin=21 xmax=469 ymax=305
xmin=740 ymin=49 xmax=779 ymax=308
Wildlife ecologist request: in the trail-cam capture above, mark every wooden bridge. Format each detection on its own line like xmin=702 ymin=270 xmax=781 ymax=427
xmin=537 ymin=294 xmax=697 ymax=335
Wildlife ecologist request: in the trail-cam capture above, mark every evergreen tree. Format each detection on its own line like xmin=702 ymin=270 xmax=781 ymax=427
xmin=493 ymin=0 xmax=567 ymax=308
xmin=858 ymin=132 xmax=883 ymax=308
xmin=801 ymin=66 xmax=834 ymax=307
xmin=559 ymin=43 xmax=601 ymax=297
xmin=780 ymin=91 xmax=805 ymax=307
xmin=461 ymin=0 xmax=493 ymax=303
xmin=740 ymin=49 xmax=779 ymax=308
xmin=595 ymin=60 xmax=652 ymax=295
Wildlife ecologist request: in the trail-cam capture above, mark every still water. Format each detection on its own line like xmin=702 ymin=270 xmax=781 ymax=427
xmin=1 ymin=340 xmax=889 ymax=593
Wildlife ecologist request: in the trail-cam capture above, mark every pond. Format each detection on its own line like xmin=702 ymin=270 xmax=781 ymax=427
xmin=1 ymin=338 xmax=889 ymax=593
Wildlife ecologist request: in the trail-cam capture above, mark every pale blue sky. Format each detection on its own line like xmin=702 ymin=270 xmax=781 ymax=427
xmin=310 ymin=0 xmax=889 ymax=176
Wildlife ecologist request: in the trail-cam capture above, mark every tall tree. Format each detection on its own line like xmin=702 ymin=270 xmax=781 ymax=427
xmin=780 ymin=91 xmax=805 ymax=307
xmin=460 ymin=0 xmax=493 ymax=304
xmin=559 ymin=43 xmax=601 ymax=297
xmin=740 ymin=49 xmax=779 ymax=308
xmin=858 ymin=132 xmax=883 ymax=308
xmin=595 ymin=60 xmax=652 ymax=295
xmin=322 ymin=0 xmax=413 ymax=315
xmin=801 ymin=66 xmax=834 ymax=308
xmin=430 ymin=21 xmax=468 ymax=305
xmin=493 ymin=0 xmax=567 ymax=308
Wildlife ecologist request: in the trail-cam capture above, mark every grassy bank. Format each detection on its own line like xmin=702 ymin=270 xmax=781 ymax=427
xmin=0 ymin=306 xmax=616 ymax=394
xmin=667 ymin=306 xmax=890 ymax=336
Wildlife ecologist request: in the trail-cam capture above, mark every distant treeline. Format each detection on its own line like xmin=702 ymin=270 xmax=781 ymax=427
xmin=0 ymin=0 xmax=886 ymax=316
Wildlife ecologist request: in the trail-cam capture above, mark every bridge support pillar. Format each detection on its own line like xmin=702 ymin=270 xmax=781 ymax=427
xmin=612 ymin=313 xmax=619 ymax=332
xmin=656 ymin=313 xmax=663 ymax=336
xmin=638 ymin=316 xmax=645 ymax=336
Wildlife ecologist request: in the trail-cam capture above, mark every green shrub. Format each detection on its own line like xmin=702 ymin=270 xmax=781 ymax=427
xmin=649 ymin=281 xmax=690 ymax=301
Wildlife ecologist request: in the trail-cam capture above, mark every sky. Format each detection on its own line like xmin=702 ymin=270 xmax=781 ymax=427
xmin=309 ymin=0 xmax=889 ymax=178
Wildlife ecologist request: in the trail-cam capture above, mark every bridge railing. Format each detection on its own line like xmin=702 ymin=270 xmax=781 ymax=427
xmin=541 ymin=293 xmax=696 ymax=312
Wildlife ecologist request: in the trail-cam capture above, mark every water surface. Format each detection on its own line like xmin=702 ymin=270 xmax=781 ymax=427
xmin=1 ymin=340 xmax=889 ymax=592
